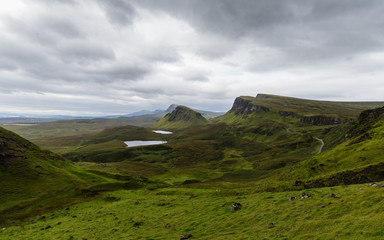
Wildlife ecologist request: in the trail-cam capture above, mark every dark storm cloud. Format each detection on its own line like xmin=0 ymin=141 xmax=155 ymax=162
xmin=97 ymin=0 xmax=136 ymax=26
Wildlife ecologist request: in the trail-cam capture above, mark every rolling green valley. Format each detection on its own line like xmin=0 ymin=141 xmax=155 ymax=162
xmin=1 ymin=94 xmax=384 ymax=239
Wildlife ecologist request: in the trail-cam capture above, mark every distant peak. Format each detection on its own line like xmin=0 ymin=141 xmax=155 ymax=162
xmin=165 ymin=104 xmax=179 ymax=113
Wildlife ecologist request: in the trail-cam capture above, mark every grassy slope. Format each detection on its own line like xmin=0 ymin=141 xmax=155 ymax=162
xmin=0 ymin=127 xmax=166 ymax=225
xmin=280 ymin=107 xmax=384 ymax=185
xmin=2 ymin=183 xmax=384 ymax=239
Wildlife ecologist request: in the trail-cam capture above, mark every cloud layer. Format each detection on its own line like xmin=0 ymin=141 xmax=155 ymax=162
xmin=1 ymin=0 xmax=384 ymax=115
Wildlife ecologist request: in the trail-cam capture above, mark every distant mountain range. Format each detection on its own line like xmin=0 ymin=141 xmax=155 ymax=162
xmin=0 ymin=104 xmax=225 ymax=124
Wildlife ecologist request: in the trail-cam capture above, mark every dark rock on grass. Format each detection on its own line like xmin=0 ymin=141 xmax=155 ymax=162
xmin=57 ymin=222 xmax=62 ymax=225
xmin=288 ymin=197 xmax=296 ymax=202
xmin=268 ymin=222 xmax=275 ymax=228
xmin=182 ymin=179 xmax=201 ymax=185
xmin=329 ymin=193 xmax=340 ymax=198
xmin=132 ymin=221 xmax=143 ymax=228
xmin=157 ymin=203 xmax=168 ymax=206
xmin=294 ymin=180 xmax=303 ymax=186
xmin=188 ymin=194 xmax=197 ymax=200
xmin=65 ymin=207 xmax=70 ymax=211
xmin=41 ymin=225 xmax=51 ymax=230
xmin=104 ymin=196 xmax=121 ymax=202
xmin=180 ymin=233 xmax=192 ymax=239
xmin=230 ymin=202 xmax=242 ymax=212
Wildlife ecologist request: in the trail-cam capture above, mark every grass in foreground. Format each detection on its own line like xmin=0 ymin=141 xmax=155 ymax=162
xmin=2 ymin=183 xmax=384 ymax=240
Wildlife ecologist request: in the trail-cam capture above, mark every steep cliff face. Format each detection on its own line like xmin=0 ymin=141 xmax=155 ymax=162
xmin=230 ymin=97 xmax=270 ymax=115
xmin=300 ymin=116 xmax=341 ymax=126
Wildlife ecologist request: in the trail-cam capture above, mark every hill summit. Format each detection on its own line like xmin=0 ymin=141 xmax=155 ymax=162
xmin=152 ymin=105 xmax=209 ymax=129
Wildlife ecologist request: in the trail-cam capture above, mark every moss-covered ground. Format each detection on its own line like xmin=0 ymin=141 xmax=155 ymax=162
xmin=2 ymin=183 xmax=384 ymax=240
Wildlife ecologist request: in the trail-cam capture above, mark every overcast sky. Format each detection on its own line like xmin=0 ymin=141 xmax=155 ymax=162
xmin=1 ymin=0 xmax=384 ymax=116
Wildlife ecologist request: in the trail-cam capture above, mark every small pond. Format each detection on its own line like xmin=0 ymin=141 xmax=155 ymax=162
xmin=124 ymin=140 xmax=167 ymax=148
xmin=152 ymin=130 xmax=173 ymax=134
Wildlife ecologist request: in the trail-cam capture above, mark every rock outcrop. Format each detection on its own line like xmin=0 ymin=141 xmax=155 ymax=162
xmin=300 ymin=116 xmax=341 ymax=126
xmin=230 ymin=97 xmax=270 ymax=115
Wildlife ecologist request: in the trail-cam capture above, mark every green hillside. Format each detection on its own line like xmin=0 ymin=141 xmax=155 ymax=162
xmin=0 ymin=127 xmax=165 ymax=225
xmin=0 ymin=126 xmax=91 ymax=224
xmin=152 ymin=106 xmax=209 ymax=130
xmin=3 ymin=183 xmax=384 ymax=240
xmin=2 ymin=94 xmax=384 ymax=239
xmin=282 ymin=106 xmax=384 ymax=187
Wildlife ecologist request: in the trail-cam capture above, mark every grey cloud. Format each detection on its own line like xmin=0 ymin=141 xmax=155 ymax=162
xmin=89 ymin=64 xmax=150 ymax=82
xmin=135 ymin=0 xmax=384 ymax=69
xmin=44 ymin=18 xmax=83 ymax=39
xmin=97 ymin=0 xmax=136 ymax=26
xmin=58 ymin=41 xmax=116 ymax=63
xmin=180 ymin=68 xmax=211 ymax=82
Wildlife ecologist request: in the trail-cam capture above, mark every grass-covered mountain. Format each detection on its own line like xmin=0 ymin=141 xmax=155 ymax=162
xmin=152 ymin=105 xmax=210 ymax=130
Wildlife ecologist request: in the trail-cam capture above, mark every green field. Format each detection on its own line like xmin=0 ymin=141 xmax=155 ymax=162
xmin=2 ymin=183 xmax=384 ymax=240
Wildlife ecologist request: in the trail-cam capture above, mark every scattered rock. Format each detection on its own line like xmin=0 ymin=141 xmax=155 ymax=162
xmin=299 ymin=193 xmax=312 ymax=199
xmin=288 ymin=197 xmax=296 ymax=202
xmin=39 ymin=216 xmax=46 ymax=220
xmin=294 ymin=180 xmax=303 ymax=186
xmin=180 ymin=233 xmax=192 ymax=239
xmin=182 ymin=179 xmax=201 ymax=185
xmin=320 ymin=205 xmax=325 ymax=208
xmin=268 ymin=222 xmax=275 ymax=228
xmin=104 ymin=196 xmax=120 ymax=202
xmin=41 ymin=225 xmax=51 ymax=230
xmin=188 ymin=195 xmax=197 ymax=200
xmin=134 ymin=201 xmax=141 ymax=205
xmin=369 ymin=183 xmax=384 ymax=187
xmin=57 ymin=222 xmax=62 ymax=225
xmin=230 ymin=202 xmax=242 ymax=212
xmin=65 ymin=207 xmax=70 ymax=211
xmin=329 ymin=193 xmax=340 ymax=198
xmin=132 ymin=221 xmax=143 ymax=228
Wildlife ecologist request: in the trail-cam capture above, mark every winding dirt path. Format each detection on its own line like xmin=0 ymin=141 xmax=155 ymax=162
xmin=314 ymin=137 xmax=324 ymax=154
